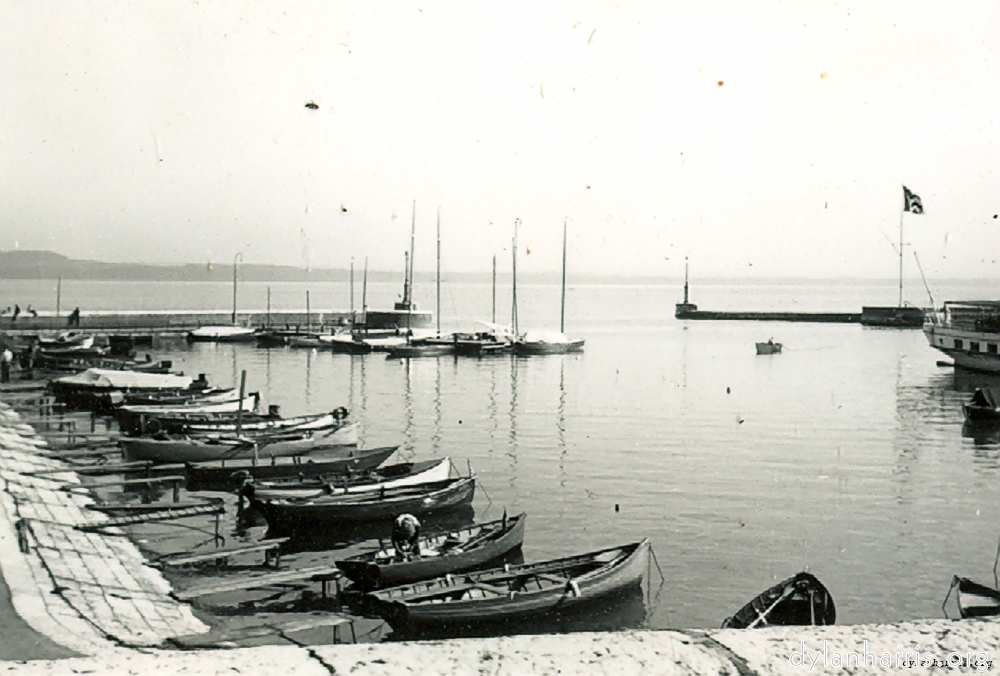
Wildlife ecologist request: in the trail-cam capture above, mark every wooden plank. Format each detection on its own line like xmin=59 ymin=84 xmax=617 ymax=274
xmin=173 ymin=566 xmax=342 ymax=600
xmin=157 ymin=537 xmax=289 ymax=566
xmin=78 ymin=502 xmax=224 ymax=530
xmin=74 ymin=474 xmax=186 ymax=489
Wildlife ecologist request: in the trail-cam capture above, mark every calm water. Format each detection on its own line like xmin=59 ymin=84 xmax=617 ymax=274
xmin=10 ymin=276 xmax=1000 ymax=633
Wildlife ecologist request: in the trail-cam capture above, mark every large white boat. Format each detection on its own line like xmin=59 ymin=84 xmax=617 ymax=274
xmin=923 ymin=301 xmax=1000 ymax=372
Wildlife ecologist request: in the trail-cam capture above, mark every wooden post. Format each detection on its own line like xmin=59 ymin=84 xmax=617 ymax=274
xmin=235 ymin=370 xmax=246 ymax=437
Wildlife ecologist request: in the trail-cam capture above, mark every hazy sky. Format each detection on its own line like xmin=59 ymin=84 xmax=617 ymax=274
xmin=2 ymin=1 xmax=998 ymax=279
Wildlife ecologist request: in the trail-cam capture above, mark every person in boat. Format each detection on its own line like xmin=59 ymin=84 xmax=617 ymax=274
xmin=67 ymin=307 xmax=81 ymax=327
xmin=11 ymin=304 xmax=19 ymax=322
xmin=391 ymin=513 xmax=421 ymax=561
xmin=1 ymin=347 xmax=12 ymax=383
xmin=26 ymin=305 xmax=37 ymax=317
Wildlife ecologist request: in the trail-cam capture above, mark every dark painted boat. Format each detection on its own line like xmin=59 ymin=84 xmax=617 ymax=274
xmin=49 ymin=368 xmax=208 ymax=412
xmin=721 ymin=572 xmax=835 ymax=628
xmin=755 ymin=340 xmax=783 ymax=355
xmin=963 ymin=387 xmax=1000 ymax=423
xmin=369 ymin=539 xmax=649 ymax=636
xmin=249 ymin=475 xmax=476 ymax=532
xmin=337 ymin=512 xmax=527 ymax=590
xmin=952 ymin=576 xmax=1000 ymax=618
xmin=185 ymin=444 xmax=399 ymax=492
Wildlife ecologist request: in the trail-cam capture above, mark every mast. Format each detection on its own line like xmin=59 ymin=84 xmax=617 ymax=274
xmin=898 ymin=210 xmax=904 ymax=307
xmin=560 ymin=219 xmax=567 ymax=334
xmin=361 ymin=257 xmax=368 ymax=326
xmin=350 ymin=257 xmax=355 ymax=324
xmin=683 ymin=257 xmax=690 ymax=305
xmin=436 ymin=209 xmax=441 ymax=336
xmin=492 ymin=254 xmax=497 ymax=325
xmin=512 ymin=219 xmax=519 ymax=337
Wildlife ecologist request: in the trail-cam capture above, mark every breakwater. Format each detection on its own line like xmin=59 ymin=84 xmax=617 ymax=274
xmin=0 ymin=308 xmax=433 ymax=335
xmin=674 ymin=304 xmax=925 ymax=327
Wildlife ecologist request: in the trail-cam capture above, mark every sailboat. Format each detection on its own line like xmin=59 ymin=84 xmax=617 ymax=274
xmin=512 ymin=219 xmax=585 ymax=355
xmin=386 ymin=209 xmax=454 ymax=358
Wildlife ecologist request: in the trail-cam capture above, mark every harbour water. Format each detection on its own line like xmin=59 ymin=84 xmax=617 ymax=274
xmin=6 ymin=275 xmax=1000 ymax=636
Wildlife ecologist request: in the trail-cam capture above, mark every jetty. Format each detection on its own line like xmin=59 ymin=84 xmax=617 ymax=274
xmin=674 ymin=261 xmax=925 ymax=327
xmin=0 ymin=308 xmax=433 ymax=340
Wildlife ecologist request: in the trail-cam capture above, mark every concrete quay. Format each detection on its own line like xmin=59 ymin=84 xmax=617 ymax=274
xmin=2 ymin=400 xmax=1000 ymax=673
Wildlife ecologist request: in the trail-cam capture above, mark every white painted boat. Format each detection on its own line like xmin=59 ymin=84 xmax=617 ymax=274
xmin=187 ymin=326 xmax=259 ymax=343
xmin=117 ymin=392 xmax=260 ymax=417
xmin=250 ymin=457 xmax=452 ymax=500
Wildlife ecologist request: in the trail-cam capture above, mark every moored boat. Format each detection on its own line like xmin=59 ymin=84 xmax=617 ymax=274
xmin=185 ymin=444 xmax=399 ymax=492
xmin=249 ymin=457 xmax=452 ymax=500
xmin=337 ymin=512 xmax=527 ymax=590
xmin=187 ymin=326 xmax=259 ymax=343
xmin=120 ymin=422 xmax=359 ymax=463
xmin=755 ymin=339 xmax=783 ymax=355
xmin=248 ymin=475 xmax=476 ymax=532
xmin=50 ymin=368 xmax=205 ymax=412
xmin=368 ymin=539 xmax=649 ymax=636
xmin=721 ymin=572 xmax=835 ymax=628
xmin=950 ymin=576 xmax=1000 ymax=618
xmin=964 ymin=387 xmax=1000 ymax=423
xmin=924 ymin=301 xmax=1000 ymax=373
xmin=512 ymin=331 xmax=585 ymax=355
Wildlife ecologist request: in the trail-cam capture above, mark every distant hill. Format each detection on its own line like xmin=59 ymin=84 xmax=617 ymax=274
xmin=0 ymin=250 xmax=584 ymax=284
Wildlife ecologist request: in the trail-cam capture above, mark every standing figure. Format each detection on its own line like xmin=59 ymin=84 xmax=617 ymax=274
xmin=1 ymin=348 xmax=12 ymax=383
xmin=11 ymin=304 xmax=20 ymax=322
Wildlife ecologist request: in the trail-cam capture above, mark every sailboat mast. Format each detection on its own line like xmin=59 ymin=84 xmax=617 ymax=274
xmin=362 ymin=257 xmax=368 ymax=319
xmin=350 ymin=257 xmax=355 ymax=324
xmin=492 ymin=254 xmax=497 ymax=325
xmin=898 ymin=210 xmax=904 ymax=307
xmin=436 ymin=209 xmax=441 ymax=336
xmin=560 ymin=219 xmax=567 ymax=335
xmin=683 ymin=257 xmax=690 ymax=304
xmin=512 ymin=219 xmax=519 ymax=337
xmin=408 ymin=200 xmax=416 ymax=310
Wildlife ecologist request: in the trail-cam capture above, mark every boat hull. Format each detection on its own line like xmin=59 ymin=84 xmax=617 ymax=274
xmin=512 ymin=339 xmax=585 ymax=355
xmin=372 ymin=539 xmax=649 ymax=635
xmin=337 ymin=513 xmax=527 ymax=590
xmin=250 ymin=476 xmax=476 ymax=531
xmin=185 ymin=444 xmax=398 ymax=492
xmin=954 ymin=576 xmax=1000 ymax=618
xmin=121 ymin=423 xmax=359 ymax=463
xmin=251 ymin=457 xmax=452 ymax=500
xmin=924 ymin=303 xmax=1000 ymax=373
xmin=721 ymin=572 xmax=835 ymax=628
xmin=755 ymin=342 xmax=783 ymax=355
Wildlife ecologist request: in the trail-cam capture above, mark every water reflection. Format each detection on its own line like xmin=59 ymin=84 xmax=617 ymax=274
xmin=558 ymin=359 xmax=567 ymax=489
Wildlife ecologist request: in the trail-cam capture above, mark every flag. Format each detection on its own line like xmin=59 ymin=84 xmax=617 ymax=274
xmin=903 ymin=186 xmax=923 ymax=214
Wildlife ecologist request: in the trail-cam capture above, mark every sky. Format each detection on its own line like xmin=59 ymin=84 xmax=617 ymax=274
xmin=2 ymin=1 xmax=999 ymax=280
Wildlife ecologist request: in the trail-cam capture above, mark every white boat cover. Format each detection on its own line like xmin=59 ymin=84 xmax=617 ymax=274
xmin=56 ymin=368 xmax=193 ymax=389
xmin=519 ymin=330 xmax=574 ymax=344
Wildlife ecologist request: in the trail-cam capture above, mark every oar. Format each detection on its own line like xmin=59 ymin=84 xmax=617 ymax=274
xmin=746 ymin=583 xmax=797 ymax=629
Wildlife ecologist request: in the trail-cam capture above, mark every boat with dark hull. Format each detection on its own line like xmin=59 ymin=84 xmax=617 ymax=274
xmin=950 ymin=576 xmax=1000 ymax=618
xmin=721 ymin=572 xmax=836 ymax=629
xmin=368 ymin=539 xmax=649 ymax=637
xmin=924 ymin=301 xmax=1000 ymax=373
xmin=337 ymin=512 xmax=527 ymax=591
xmin=755 ymin=340 xmax=783 ymax=355
xmin=249 ymin=475 xmax=476 ymax=533
xmin=185 ymin=444 xmax=399 ymax=492
xmin=50 ymin=368 xmax=207 ymax=412
xmin=964 ymin=387 xmax=1000 ymax=423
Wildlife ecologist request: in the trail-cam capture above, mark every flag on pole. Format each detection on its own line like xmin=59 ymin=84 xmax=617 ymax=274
xmin=903 ymin=186 xmax=923 ymax=214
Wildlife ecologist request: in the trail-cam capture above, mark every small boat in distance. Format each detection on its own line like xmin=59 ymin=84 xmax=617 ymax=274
xmin=721 ymin=572 xmax=835 ymax=629
xmin=368 ymin=539 xmax=649 ymax=637
xmin=755 ymin=339 xmax=783 ymax=355
xmin=187 ymin=326 xmax=259 ymax=343
xmin=337 ymin=512 xmax=527 ymax=591
xmin=964 ymin=387 xmax=1000 ymax=423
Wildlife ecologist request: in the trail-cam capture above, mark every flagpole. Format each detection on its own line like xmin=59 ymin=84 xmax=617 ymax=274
xmin=899 ymin=208 xmax=904 ymax=308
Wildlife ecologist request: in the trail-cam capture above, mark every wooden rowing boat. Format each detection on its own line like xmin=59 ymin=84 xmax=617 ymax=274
xmin=952 ymin=576 xmax=1000 ymax=618
xmin=337 ymin=512 xmax=526 ymax=591
xmin=119 ymin=422 xmax=359 ymax=463
xmin=184 ymin=444 xmax=399 ymax=492
xmin=248 ymin=475 xmax=476 ymax=532
xmin=249 ymin=457 xmax=452 ymax=500
xmin=369 ymin=539 xmax=649 ymax=636
xmin=721 ymin=572 xmax=835 ymax=628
